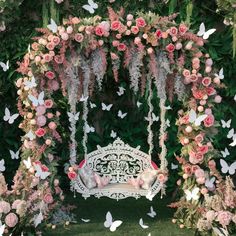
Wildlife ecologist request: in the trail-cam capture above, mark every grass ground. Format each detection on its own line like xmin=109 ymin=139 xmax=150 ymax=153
xmin=46 ymin=192 xmax=196 ymax=236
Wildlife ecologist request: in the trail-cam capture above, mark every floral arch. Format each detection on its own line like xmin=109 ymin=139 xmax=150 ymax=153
xmin=1 ymin=7 xmax=236 ymax=236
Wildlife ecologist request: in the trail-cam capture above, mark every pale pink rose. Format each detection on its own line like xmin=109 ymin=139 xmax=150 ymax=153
xmin=35 ymin=128 xmax=46 ymax=137
xmin=191 ymin=165 xmax=200 ymax=173
xmin=182 ymin=69 xmax=191 ymax=78
xmin=189 ymin=151 xmax=204 ymax=164
xmin=112 ymin=40 xmax=119 ymax=47
xmin=205 ymin=210 xmax=216 ymax=222
xmin=204 ymin=108 xmax=212 ymax=115
xmin=45 ymin=71 xmax=55 ymax=80
xmin=217 ymin=211 xmax=233 ymax=227
xmin=175 ymin=42 xmax=182 ymax=50
xmin=196 ymin=177 xmax=205 ymax=184
xmin=61 ymin=32 xmax=69 ymax=41
xmin=43 ymin=54 xmax=52 ymax=62
xmin=190 ymin=74 xmax=198 ymax=82
xmin=0 ymin=201 xmax=11 ymax=214
xmin=183 ymin=164 xmax=192 ymax=175
xmin=44 ymin=99 xmax=53 ymax=108
xmin=205 ymin=58 xmax=213 ymax=66
xmin=46 ymin=42 xmax=55 ymax=51
xmin=12 ymin=200 xmax=22 ymax=209
xmin=157 ymin=173 xmax=167 ymax=183
xmin=71 ymin=17 xmax=80 ymax=24
xmin=55 ymin=0 xmax=63 ymax=3
xmin=179 ymin=23 xmax=188 ymax=35
xmin=202 ymin=77 xmax=212 ymax=87
xmin=36 ymin=105 xmax=46 ymax=116
xmin=204 ymin=114 xmax=214 ymax=127
xmin=55 ymin=186 xmax=62 ymax=194
xmin=110 ymin=52 xmax=119 ymax=60
xmin=54 ymin=55 xmax=64 ymax=64
xmin=195 ymin=133 xmax=204 ymax=143
xmin=43 ymin=193 xmax=54 ymax=204
xmin=47 ymin=113 xmax=54 ymax=119
xmin=111 ymin=21 xmax=121 ymax=31
xmin=48 ymin=80 xmax=59 ymax=91
xmin=95 ymin=25 xmax=105 ymax=36
xmin=169 ymin=27 xmax=178 ymax=36
xmin=36 ymin=115 xmax=47 ymax=127
xmin=5 ymin=213 xmax=18 ymax=228
xmin=32 ymin=42 xmax=39 ymax=51
xmin=131 ymin=26 xmax=139 ymax=34
xmin=134 ymin=37 xmax=141 ymax=45
xmin=74 ymin=33 xmax=84 ymax=43
xmin=166 ymin=43 xmax=175 ymax=52
xmin=214 ymin=95 xmax=222 ymax=103
xmin=126 ymin=14 xmax=133 ymax=21
xmin=48 ymin=122 xmax=57 ymax=130
xmin=136 ymin=17 xmax=146 ymax=28
xmin=117 ymin=43 xmax=126 ymax=51
xmin=100 ymin=21 xmax=110 ymax=32
xmin=192 ymin=57 xmax=200 ymax=64
xmin=197 ymin=145 xmax=209 ymax=154
xmin=194 ymin=168 xmax=205 ymax=178
xmin=52 ymin=36 xmax=60 ymax=45
xmin=206 ymin=87 xmax=216 ymax=96
xmin=208 ymin=160 xmax=216 ymax=169
xmin=54 ymin=179 xmax=59 ymax=186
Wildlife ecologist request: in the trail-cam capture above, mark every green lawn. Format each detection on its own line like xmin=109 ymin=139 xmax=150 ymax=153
xmin=46 ymin=192 xmax=196 ymax=236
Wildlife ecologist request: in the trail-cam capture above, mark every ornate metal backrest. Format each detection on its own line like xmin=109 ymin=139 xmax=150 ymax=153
xmin=86 ymin=138 xmax=154 ymax=183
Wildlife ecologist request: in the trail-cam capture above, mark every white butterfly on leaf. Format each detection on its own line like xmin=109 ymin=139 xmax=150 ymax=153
xmin=82 ymin=0 xmax=98 ymax=14
xmin=0 ymin=159 xmax=5 ymax=172
xmin=85 ymin=124 xmax=95 ymax=133
xmin=80 ymin=94 xmax=89 ymax=102
xmin=221 ymin=147 xmax=230 ymax=158
xmin=220 ymin=159 xmax=236 ymax=175
xmin=221 ymin=119 xmax=231 ymax=129
xmin=227 ymin=128 xmax=236 ymax=140
xmin=23 ymin=157 xmax=32 ymax=169
xmin=24 ymin=76 xmax=37 ymax=89
xmin=197 ymin=22 xmax=216 ymax=40
xmin=117 ymin=87 xmax=125 ymax=96
xmin=137 ymin=101 xmax=142 ymax=108
xmin=0 ymin=224 xmax=5 ymax=236
xmin=34 ymin=164 xmax=51 ymax=180
xmin=146 ymin=190 xmax=155 ymax=201
xmin=47 ymin=19 xmax=58 ymax=33
xmin=3 ymin=107 xmax=19 ymax=124
xmin=205 ymin=176 xmax=216 ymax=190
xmin=90 ymin=102 xmax=96 ymax=109
xmin=0 ymin=60 xmax=9 ymax=72
xmin=230 ymin=138 xmax=236 ymax=147
xmin=104 ymin=211 xmax=123 ymax=232
xmin=81 ymin=218 xmax=90 ymax=223
xmin=9 ymin=149 xmax=20 ymax=160
xmin=171 ymin=163 xmax=178 ymax=170
xmin=184 ymin=187 xmax=200 ymax=201
xmin=25 ymin=130 xmax=36 ymax=141
xmin=118 ymin=110 xmax=127 ymax=119
xmin=164 ymin=105 xmax=172 ymax=110
xmin=234 ymin=94 xmax=236 ymax=102
xmin=145 ymin=113 xmax=159 ymax=122
xmin=147 ymin=206 xmax=156 ymax=218
xmin=214 ymin=68 xmax=224 ymax=80
xmin=110 ymin=130 xmax=117 ymax=138
xmin=28 ymin=91 xmax=45 ymax=107
xmin=34 ymin=212 xmax=43 ymax=227
xmin=102 ymin=103 xmax=113 ymax=111
xmin=67 ymin=111 xmax=80 ymax=123
xmin=189 ymin=109 xmax=207 ymax=126
xmin=139 ymin=218 xmax=149 ymax=229
xmin=166 ymin=119 xmax=170 ymax=127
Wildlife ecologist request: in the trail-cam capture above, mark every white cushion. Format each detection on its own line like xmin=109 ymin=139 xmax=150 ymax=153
xmin=139 ymin=169 xmax=158 ymax=190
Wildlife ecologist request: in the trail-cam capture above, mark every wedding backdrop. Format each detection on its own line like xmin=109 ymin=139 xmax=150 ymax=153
xmin=0 ymin=0 xmax=236 ymax=236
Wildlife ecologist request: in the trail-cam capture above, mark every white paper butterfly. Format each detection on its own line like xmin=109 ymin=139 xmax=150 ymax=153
xmin=9 ymin=149 xmax=20 ymax=160
xmin=28 ymin=91 xmax=45 ymax=107
xmin=67 ymin=111 xmax=80 ymax=123
xmin=184 ymin=187 xmax=200 ymax=201
xmin=197 ymin=23 xmax=216 ymax=39
xmin=230 ymin=138 xmax=236 ymax=147
xmin=117 ymin=87 xmax=125 ymax=96
xmin=164 ymin=105 xmax=172 ymax=110
xmin=234 ymin=94 xmax=236 ymax=102
xmin=220 ymin=159 xmax=236 ymax=175
xmin=221 ymin=147 xmax=230 ymax=158
xmin=166 ymin=119 xmax=170 ymax=127
xmin=24 ymin=76 xmax=37 ymax=89
xmin=137 ymin=101 xmax=142 ymax=108
xmin=139 ymin=218 xmax=149 ymax=229
xmin=147 ymin=206 xmax=156 ymax=218
xmin=34 ymin=164 xmax=51 ymax=180
xmin=90 ymin=102 xmax=96 ymax=109
xmin=110 ymin=130 xmax=117 ymax=138
xmin=85 ymin=124 xmax=95 ymax=133
xmin=23 ymin=157 xmax=32 ymax=169
xmin=0 ymin=60 xmax=9 ymax=72
xmin=47 ymin=19 xmax=58 ymax=33
xmin=221 ymin=119 xmax=231 ymax=129
xmin=34 ymin=212 xmax=43 ymax=227
xmin=205 ymin=176 xmax=215 ymax=190
xmin=25 ymin=130 xmax=36 ymax=141
xmin=189 ymin=109 xmax=207 ymax=126
xmin=0 ymin=159 xmax=5 ymax=172
xmin=146 ymin=190 xmax=155 ymax=201
xmin=80 ymin=94 xmax=89 ymax=102
xmin=102 ymin=103 xmax=113 ymax=111
xmin=214 ymin=68 xmax=224 ymax=80
xmin=145 ymin=113 xmax=159 ymax=122
xmin=82 ymin=0 xmax=98 ymax=14
xmin=117 ymin=110 xmax=127 ymax=119
xmin=0 ymin=224 xmax=5 ymax=236
xmin=3 ymin=108 xmax=19 ymax=124
xmin=227 ymin=128 xmax=236 ymax=139
xmin=171 ymin=163 xmax=178 ymax=170
xmin=104 ymin=211 xmax=123 ymax=232
xmin=81 ymin=218 xmax=90 ymax=223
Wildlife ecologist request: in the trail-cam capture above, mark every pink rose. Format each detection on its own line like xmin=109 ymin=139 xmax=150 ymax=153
xmin=206 ymin=87 xmax=216 ymax=96
xmin=195 ymin=133 xmax=204 ymax=143
xmin=32 ymin=42 xmax=39 ymax=51
xmin=217 ymin=211 xmax=233 ymax=227
xmin=190 ymin=74 xmax=198 ymax=82
xmin=54 ymin=55 xmax=64 ymax=64
xmin=52 ymin=36 xmax=60 ymax=45
xmin=117 ymin=43 xmax=126 ymax=51
xmin=5 ymin=213 xmax=18 ymax=228
xmin=182 ymin=69 xmax=191 ymax=78
xmin=192 ymin=88 xmax=205 ymax=100
xmin=95 ymin=25 xmax=105 ymax=36
xmin=12 ymin=200 xmax=22 ymax=209
xmin=68 ymin=171 xmax=77 ymax=180
xmin=45 ymin=71 xmax=55 ymax=80
xmin=169 ymin=27 xmax=178 ymax=36
xmin=194 ymin=168 xmax=205 ymax=178
xmin=191 ymin=165 xmax=200 ymax=173
xmin=36 ymin=105 xmax=46 ymax=116
xmin=111 ymin=21 xmax=121 ymax=31
xmin=44 ymin=99 xmax=53 ymax=108
xmin=112 ymin=40 xmax=119 ymax=47
xmin=208 ymin=160 xmax=216 ymax=169
xmin=183 ymin=164 xmax=192 ymax=175
xmin=136 ymin=17 xmax=146 ymax=28
xmin=157 ymin=173 xmax=167 ymax=183
xmin=36 ymin=115 xmax=47 ymax=127
xmin=131 ymin=26 xmax=139 ymax=34
xmin=48 ymin=80 xmax=59 ymax=91
xmin=35 ymin=128 xmax=46 ymax=137
xmin=74 ymin=33 xmax=84 ymax=43
xmin=110 ymin=52 xmax=119 ymax=60
xmin=41 ymin=164 xmax=49 ymax=172
xmin=155 ymin=29 xmax=162 ymax=38
xmin=43 ymin=54 xmax=52 ymax=62
xmin=47 ymin=113 xmax=54 ymax=119
xmin=197 ymin=145 xmax=209 ymax=154
xmin=48 ymin=121 xmax=57 ymax=130
xmin=189 ymin=151 xmax=204 ymax=164
xmin=202 ymin=77 xmax=212 ymax=87
xmin=43 ymin=193 xmax=54 ymax=204
xmin=179 ymin=23 xmax=188 ymax=35
xmin=204 ymin=114 xmax=214 ymax=127
xmin=0 ymin=201 xmax=11 ymax=214
xmin=196 ymin=177 xmax=205 ymax=184
xmin=46 ymin=42 xmax=55 ymax=51
xmin=214 ymin=95 xmax=222 ymax=103
xmin=166 ymin=43 xmax=175 ymax=52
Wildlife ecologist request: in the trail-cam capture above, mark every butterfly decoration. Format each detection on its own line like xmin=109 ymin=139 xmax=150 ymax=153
xmin=230 ymin=138 xmax=236 ymax=147
xmin=23 ymin=157 xmax=32 ymax=169
xmin=139 ymin=218 xmax=149 ymax=229
xmin=147 ymin=206 xmax=156 ymax=218
xmin=25 ymin=130 xmax=36 ymax=141
xmin=221 ymin=147 xmax=230 ymax=158
xmin=148 ymin=234 xmax=151 ymax=236
xmin=214 ymin=68 xmax=224 ymax=80
xmin=117 ymin=87 xmax=125 ymax=96
xmin=171 ymin=163 xmax=178 ymax=170
xmin=82 ymin=0 xmax=98 ymax=14
xmin=220 ymin=159 xmax=236 ymax=175
xmin=9 ymin=149 xmax=20 ymax=160
xmin=102 ymin=103 xmax=113 ymax=111
xmin=0 ymin=60 xmax=9 ymax=72
xmin=165 ymin=119 xmax=170 ymax=127
xmin=67 ymin=111 xmax=80 ymax=123
xmin=81 ymin=218 xmax=90 ymax=223
xmin=34 ymin=164 xmax=51 ymax=180
xmin=34 ymin=212 xmax=43 ymax=227
xmin=117 ymin=110 xmax=127 ymax=119
xmin=89 ymin=102 xmax=96 ymax=109
xmin=234 ymin=94 xmax=236 ymax=102
xmin=3 ymin=107 xmax=19 ymax=124
xmin=0 ymin=224 xmax=5 ymax=236
xmin=184 ymin=187 xmax=200 ymax=201
xmin=0 ymin=159 xmax=5 ymax=172
xmin=164 ymin=105 xmax=172 ymax=110
xmin=227 ymin=128 xmax=236 ymax=140
xmin=104 ymin=211 xmax=123 ymax=232
xmin=85 ymin=124 xmax=95 ymax=133
xmin=205 ymin=176 xmax=216 ymax=190
xmin=23 ymin=76 xmax=37 ymax=89
xmin=146 ymin=190 xmax=155 ymax=201
xmin=189 ymin=109 xmax=207 ymax=126
xmin=47 ymin=19 xmax=58 ymax=33
xmin=145 ymin=113 xmax=159 ymax=122
xmin=110 ymin=130 xmax=117 ymax=138
xmin=221 ymin=119 xmax=231 ymax=129
xmin=28 ymin=91 xmax=45 ymax=107
xmin=137 ymin=101 xmax=142 ymax=108
xmin=197 ymin=22 xmax=216 ymax=39
xmin=79 ymin=94 xmax=89 ymax=102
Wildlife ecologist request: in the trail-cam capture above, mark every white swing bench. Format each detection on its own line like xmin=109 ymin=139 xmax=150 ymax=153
xmin=71 ymin=138 xmax=164 ymax=200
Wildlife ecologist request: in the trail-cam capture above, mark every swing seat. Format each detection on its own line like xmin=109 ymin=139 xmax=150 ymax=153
xmin=71 ymin=138 xmax=164 ymax=200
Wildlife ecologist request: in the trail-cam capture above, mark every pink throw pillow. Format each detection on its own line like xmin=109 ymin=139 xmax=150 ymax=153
xmin=94 ymin=173 xmax=110 ymax=188
xmin=127 ymin=176 xmax=143 ymax=189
